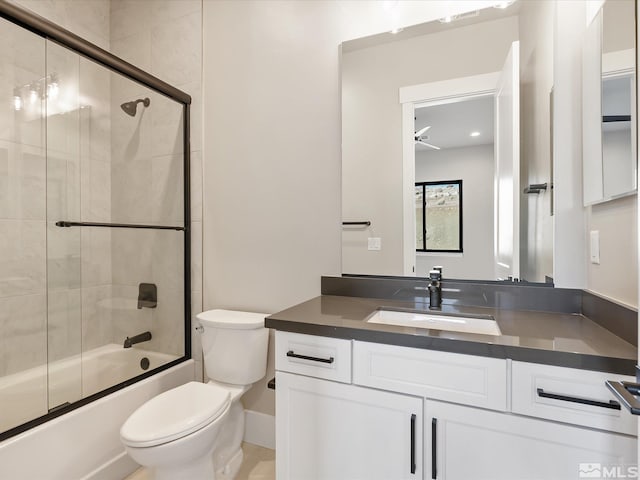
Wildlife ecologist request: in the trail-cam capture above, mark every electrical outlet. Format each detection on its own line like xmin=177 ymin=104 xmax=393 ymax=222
xmin=368 ymin=237 xmax=381 ymax=251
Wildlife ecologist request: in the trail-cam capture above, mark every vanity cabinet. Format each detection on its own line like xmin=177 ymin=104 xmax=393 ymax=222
xmin=274 ymin=332 xmax=637 ymax=480
xmin=426 ymin=400 xmax=636 ymax=480
xmin=276 ymin=371 xmax=423 ymax=480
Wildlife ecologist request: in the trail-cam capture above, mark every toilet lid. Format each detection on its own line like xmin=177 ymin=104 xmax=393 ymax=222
xmin=196 ymin=309 xmax=267 ymax=330
xmin=120 ymin=381 xmax=230 ymax=448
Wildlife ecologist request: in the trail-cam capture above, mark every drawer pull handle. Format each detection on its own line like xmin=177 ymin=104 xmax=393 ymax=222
xmin=536 ymin=388 xmax=621 ymax=410
xmin=286 ymin=350 xmax=335 ymax=364
xmin=410 ymin=414 xmax=416 ymax=475
xmin=431 ymin=418 xmax=437 ymax=479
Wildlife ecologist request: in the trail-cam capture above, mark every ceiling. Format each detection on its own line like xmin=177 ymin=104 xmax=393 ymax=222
xmin=415 ymin=95 xmax=494 ymax=151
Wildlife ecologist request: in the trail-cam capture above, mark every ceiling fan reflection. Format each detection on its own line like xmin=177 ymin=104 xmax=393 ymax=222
xmin=414 ymin=125 xmax=441 ymax=150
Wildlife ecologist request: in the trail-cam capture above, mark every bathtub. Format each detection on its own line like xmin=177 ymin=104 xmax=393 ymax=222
xmin=0 ymin=347 xmax=194 ymax=480
xmin=1 ymin=344 xmax=178 ymax=433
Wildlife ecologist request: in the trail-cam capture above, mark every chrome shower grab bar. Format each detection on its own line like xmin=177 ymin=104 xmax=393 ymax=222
xmin=55 ymin=221 xmax=184 ymax=231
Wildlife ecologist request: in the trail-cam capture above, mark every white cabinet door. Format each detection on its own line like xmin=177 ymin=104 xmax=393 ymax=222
xmin=426 ymin=399 xmax=636 ymax=480
xmin=276 ymin=371 xmax=422 ymax=480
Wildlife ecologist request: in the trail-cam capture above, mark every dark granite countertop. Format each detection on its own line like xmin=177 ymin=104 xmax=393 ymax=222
xmin=265 ymin=295 xmax=637 ymax=375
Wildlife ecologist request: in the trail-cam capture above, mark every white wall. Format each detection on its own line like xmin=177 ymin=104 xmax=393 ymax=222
xmin=202 ymin=0 xmax=501 ymax=418
xmin=552 ymin=0 xmax=588 ymax=288
xmin=587 ymin=194 xmax=638 ymax=307
xmin=341 ymin=15 xmax=518 ymax=276
xmin=415 ymin=144 xmax=494 ymax=279
xmin=553 ymin=0 xmax=637 ymax=305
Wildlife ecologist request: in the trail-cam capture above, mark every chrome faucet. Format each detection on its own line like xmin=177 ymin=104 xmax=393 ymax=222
xmin=428 ymin=269 xmax=442 ymax=310
xmin=123 ymin=331 xmax=152 ymax=348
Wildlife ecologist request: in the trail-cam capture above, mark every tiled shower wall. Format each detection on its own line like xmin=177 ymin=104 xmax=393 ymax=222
xmin=109 ymin=0 xmax=204 ymax=379
xmin=2 ymin=0 xmax=203 ymax=380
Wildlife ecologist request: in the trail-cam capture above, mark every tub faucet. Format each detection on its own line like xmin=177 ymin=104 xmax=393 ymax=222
xmin=428 ymin=270 xmax=442 ymax=310
xmin=123 ymin=331 xmax=152 ymax=348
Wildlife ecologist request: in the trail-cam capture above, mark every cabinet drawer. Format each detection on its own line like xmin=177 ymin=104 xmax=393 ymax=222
xmin=275 ymin=331 xmax=352 ymax=383
xmin=353 ymin=341 xmax=507 ymax=411
xmin=511 ymin=361 xmax=636 ymax=435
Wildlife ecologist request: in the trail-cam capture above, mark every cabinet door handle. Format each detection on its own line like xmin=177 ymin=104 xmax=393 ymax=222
xmin=536 ymin=388 xmax=621 ymax=410
xmin=410 ymin=414 xmax=416 ymax=474
xmin=286 ymin=350 xmax=335 ymax=364
xmin=431 ymin=418 xmax=437 ymax=479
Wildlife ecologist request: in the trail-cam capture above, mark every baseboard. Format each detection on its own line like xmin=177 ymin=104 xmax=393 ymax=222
xmin=244 ymin=410 xmax=275 ymax=450
xmin=80 ymin=451 xmax=139 ymax=480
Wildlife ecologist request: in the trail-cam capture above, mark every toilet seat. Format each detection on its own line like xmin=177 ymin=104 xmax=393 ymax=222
xmin=120 ymin=381 xmax=230 ymax=448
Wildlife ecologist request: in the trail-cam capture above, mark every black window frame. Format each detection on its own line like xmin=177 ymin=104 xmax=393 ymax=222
xmin=415 ymin=179 xmax=463 ymax=253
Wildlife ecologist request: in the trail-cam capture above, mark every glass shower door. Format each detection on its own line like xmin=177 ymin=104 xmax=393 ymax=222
xmin=45 ymin=39 xmax=186 ymax=406
xmin=46 ymin=40 xmax=83 ymax=411
xmin=0 ymin=16 xmax=48 ymax=431
xmin=0 ymin=10 xmax=188 ymax=439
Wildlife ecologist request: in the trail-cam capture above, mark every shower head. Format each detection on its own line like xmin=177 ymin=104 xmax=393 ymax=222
xmin=121 ymin=97 xmax=150 ymax=117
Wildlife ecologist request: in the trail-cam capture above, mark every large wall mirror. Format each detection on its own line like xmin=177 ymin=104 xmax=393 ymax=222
xmin=341 ymin=0 xmax=637 ymax=300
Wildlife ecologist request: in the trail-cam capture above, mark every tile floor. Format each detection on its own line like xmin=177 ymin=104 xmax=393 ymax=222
xmin=124 ymin=443 xmax=275 ymax=480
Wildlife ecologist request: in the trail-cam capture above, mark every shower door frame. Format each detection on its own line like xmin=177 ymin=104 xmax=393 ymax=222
xmin=0 ymin=1 xmax=192 ymax=442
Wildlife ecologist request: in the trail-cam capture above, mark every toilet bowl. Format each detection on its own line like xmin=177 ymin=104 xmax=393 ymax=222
xmin=121 ymin=381 xmax=231 ymax=480
xmin=120 ymin=310 xmax=269 ymax=480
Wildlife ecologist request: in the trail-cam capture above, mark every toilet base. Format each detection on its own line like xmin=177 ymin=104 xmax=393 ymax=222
xmin=212 ymin=398 xmax=246 ymax=478
xmin=153 ymin=450 xmax=215 ymax=480
xmin=215 ymin=447 xmax=244 ymax=480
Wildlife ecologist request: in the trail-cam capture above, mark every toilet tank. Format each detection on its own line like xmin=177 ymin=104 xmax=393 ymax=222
xmin=197 ymin=310 xmax=269 ymax=385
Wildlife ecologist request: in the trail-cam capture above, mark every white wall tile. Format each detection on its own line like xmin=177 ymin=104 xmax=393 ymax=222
xmin=110 ymin=158 xmax=153 ymax=223
xmin=46 ymin=220 xmax=80 ymax=291
xmin=111 ymin=228 xmax=153 ymax=285
xmin=110 ymin=30 xmax=151 ymax=72
xmin=110 ymin=0 xmax=151 ymax=42
xmin=81 ymin=284 xmax=114 ymax=351
xmin=151 ymin=0 xmax=201 ymax=28
xmin=190 ymin=150 xmax=202 ymax=222
xmin=47 ymin=287 xmax=81 ymax=363
xmin=0 ymin=141 xmax=46 ymax=221
xmin=150 ymin=11 xmax=201 ymax=86
xmin=191 ymin=220 xmax=202 ymax=292
xmin=151 ymin=153 xmax=184 ymax=225
xmin=81 ymin=228 xmax=112 ymax=287
xmin=0 ymin=220 xmax=46 ymax=298
xmin=0 ymin=293 xmax=47 ymax=375
xmin=150 ymin=92 xmax=184 ymax=158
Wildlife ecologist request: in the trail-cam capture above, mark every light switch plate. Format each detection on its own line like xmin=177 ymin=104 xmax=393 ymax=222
xmin=368 ymin=237 xmax=381 ymax=251
xmin=590 ymin=230 xmax=600 ymax=264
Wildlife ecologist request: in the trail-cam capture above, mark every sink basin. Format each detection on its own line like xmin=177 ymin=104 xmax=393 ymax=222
xmin=367 ymin=309 xmax=502 ymax=336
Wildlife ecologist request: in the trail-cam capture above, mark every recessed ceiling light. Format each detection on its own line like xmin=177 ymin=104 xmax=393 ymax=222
xmin=470 ymin=131 xmax=481 ymax=137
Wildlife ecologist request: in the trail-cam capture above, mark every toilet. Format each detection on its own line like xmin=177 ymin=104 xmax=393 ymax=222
xmin=120 ymin=310 xmax=269 ymax=480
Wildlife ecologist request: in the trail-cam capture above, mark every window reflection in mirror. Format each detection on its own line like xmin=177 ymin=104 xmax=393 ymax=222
xmin=415 ymin=181 xmax=463 ymax=253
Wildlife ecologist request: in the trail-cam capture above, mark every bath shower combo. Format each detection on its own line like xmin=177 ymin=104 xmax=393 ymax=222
xmin=0 ymin=0 xmax=192 ymax=448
